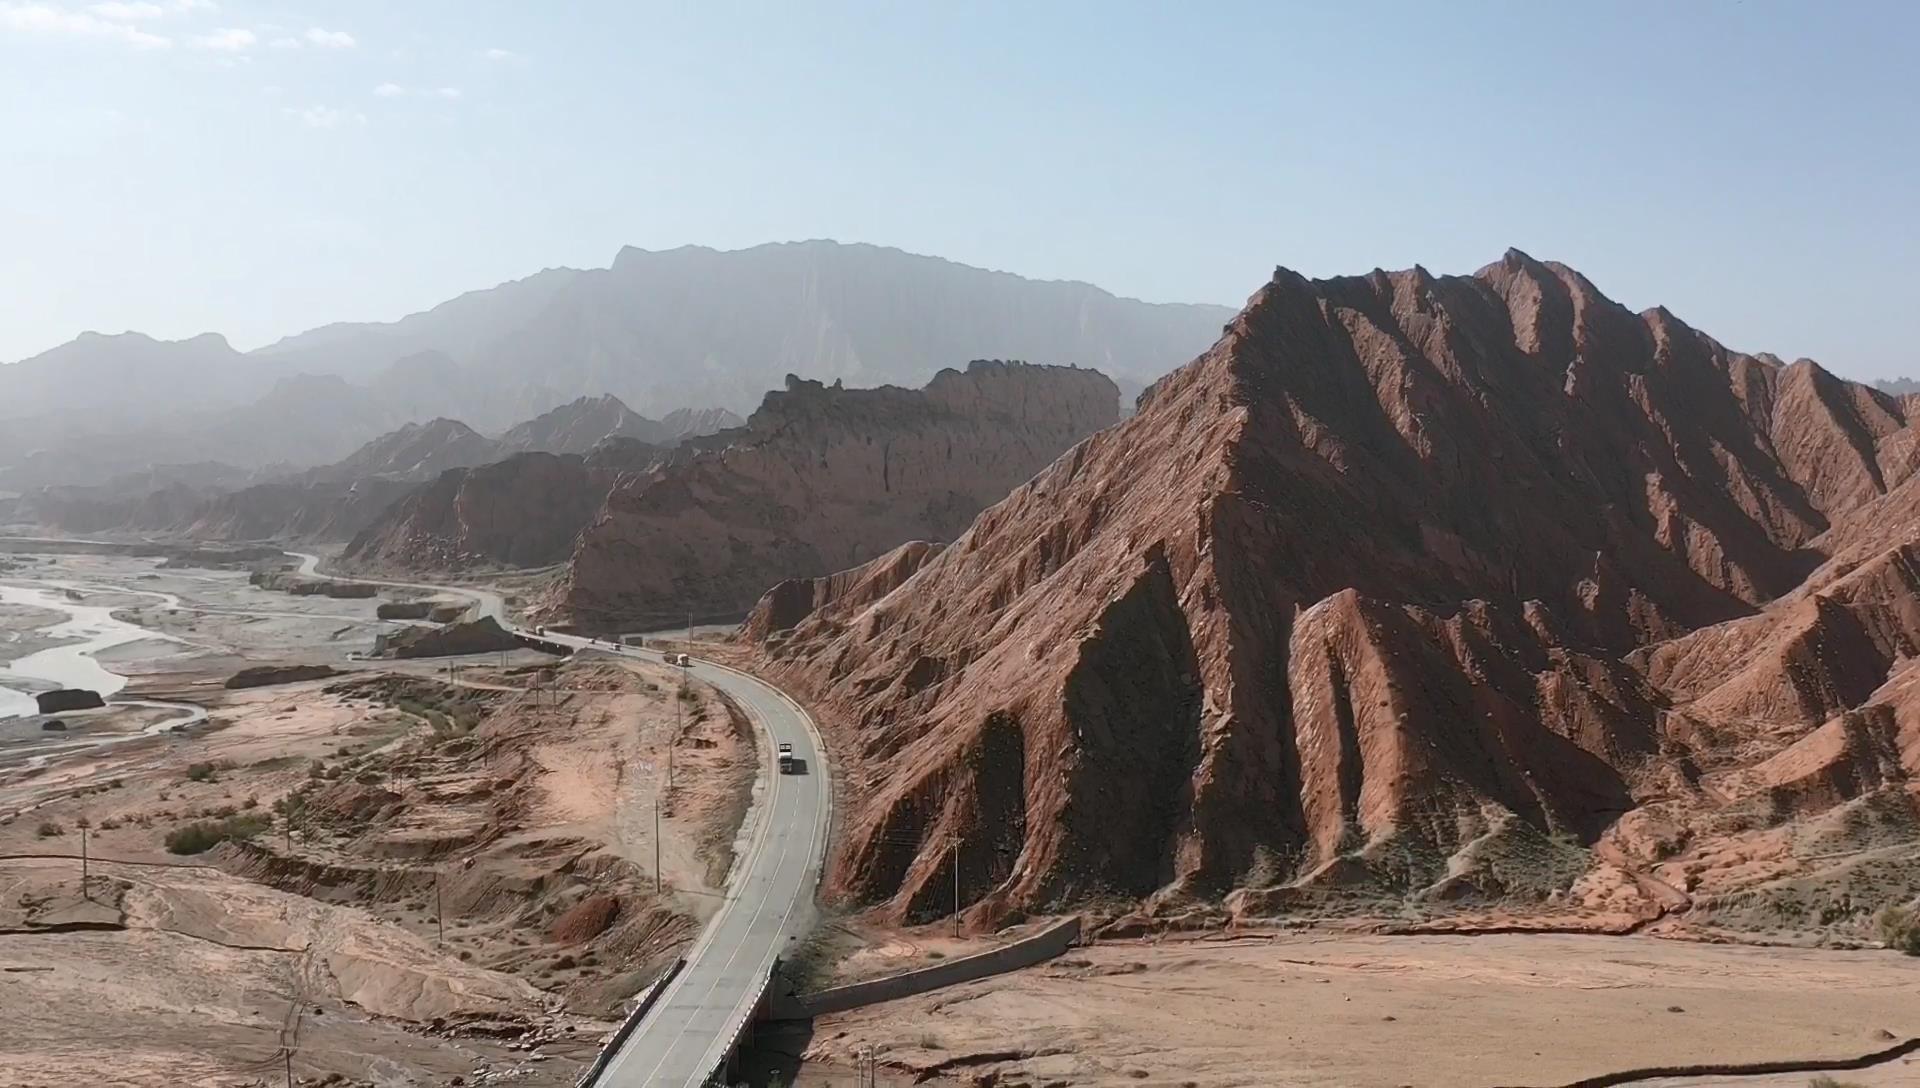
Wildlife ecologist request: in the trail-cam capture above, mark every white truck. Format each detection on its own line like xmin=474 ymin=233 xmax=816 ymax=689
xmin=777 ymin=742 xmax=795 ymax=774
xmin=668 ymin=652 xmax=691 ymax=667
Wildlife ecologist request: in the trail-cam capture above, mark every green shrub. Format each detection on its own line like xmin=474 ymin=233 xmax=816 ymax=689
xmin=1877 ymin=904 xmax=1920 ymax=956
xmin=164 ymin=813 xmax=271 ymax=855
xmin=35 ymin=821 xmax=63 ymax=838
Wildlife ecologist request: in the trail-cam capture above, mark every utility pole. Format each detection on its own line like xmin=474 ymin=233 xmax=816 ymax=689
xmin=80 ymin=826 xmax=89 ymax=899
xmin=434 ymin=869 xmax=445 ymax=946
xmin=653 ymin=797 xmax=662 ymax=895
xmin=283 ymin=1048 xmax=292 ymax=1088
xmin=952 ymin=836 xmax=961 ymax=939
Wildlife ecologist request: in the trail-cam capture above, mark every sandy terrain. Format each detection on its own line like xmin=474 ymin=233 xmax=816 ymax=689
xmin=0 ymin=551 xmax=761 ymax=1086
xmin=796 ymin=932 xmax=1920 ymax=1088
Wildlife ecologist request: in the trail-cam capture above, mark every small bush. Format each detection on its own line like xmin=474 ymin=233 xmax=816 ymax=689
xmin=35 ymin=821 xmax=64 ymax=838
xmin=163 ymin=813 xmax=271 ymax=855
xmin=1876 ymin=905 xmax=1920 ymax=956
xmin=1809 ymin=1078 xmax=1867 ymax=1088
xmin=184 ymin=762 xmax=218 ymax=783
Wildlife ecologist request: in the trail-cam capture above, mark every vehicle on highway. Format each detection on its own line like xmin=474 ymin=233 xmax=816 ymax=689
xmin=670 ymin=652 xmax=692 ymax=666
xmin=778 ymin=741 xmax=795 ymax=774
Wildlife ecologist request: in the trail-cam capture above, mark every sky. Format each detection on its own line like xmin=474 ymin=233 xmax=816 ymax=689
xmin=1 ymin=1 xmax=1916 ymax=379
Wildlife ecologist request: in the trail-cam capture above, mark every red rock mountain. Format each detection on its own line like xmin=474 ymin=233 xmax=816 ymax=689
xmin=547 ymin=361 xmax=1120 ymax=630
xmin=342 ymin=439 xmax=662 ymax=570
xmin=750 ymin=251 xmax=1920 ymax=933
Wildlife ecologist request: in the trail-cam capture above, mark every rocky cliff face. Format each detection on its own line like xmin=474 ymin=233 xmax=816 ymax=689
xmin=751 ymin=251 xmax=1920 ymax=933
xmin=343 ymin=440 xmax=662 ymax=570
xmin=548 ymin=361 xmax=1120 ymax=630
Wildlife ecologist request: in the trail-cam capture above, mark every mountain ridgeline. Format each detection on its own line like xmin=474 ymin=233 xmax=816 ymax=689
xmin=0 ymin=241 xmax=1228 ymax=492
xmin=745 ymin=251 xmax=1920 ymax=933
xmin=9 ymin=396 xmax=736 ymax=545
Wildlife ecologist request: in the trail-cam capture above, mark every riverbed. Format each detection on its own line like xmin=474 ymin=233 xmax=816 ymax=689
xmin=0 ymin=582 xmax=185 ymax=718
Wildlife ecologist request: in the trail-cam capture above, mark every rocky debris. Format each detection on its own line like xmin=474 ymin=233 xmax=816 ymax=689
xmin=377 ymin=601 xmax=433 ymax=620
xmin=430 ymin=602 xmax=474 ymax=623
xmin=547 ymin=895 xmax=621 ymax=944
xmin=755 ymin=250 xmax=1920 ymax=929
xmin=35 ymin=689 xmax=104 ymax=714
xmin=547 ymin=361 xmax=1121 ymax=631
xmin=224 ymin=664 xmax=341 ymax=689
xmin=380 ymin=617 xmax=524 ymax=659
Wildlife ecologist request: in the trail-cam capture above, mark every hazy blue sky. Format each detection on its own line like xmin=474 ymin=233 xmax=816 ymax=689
xmin=2 ymin=1 xmax=1915 ymax=378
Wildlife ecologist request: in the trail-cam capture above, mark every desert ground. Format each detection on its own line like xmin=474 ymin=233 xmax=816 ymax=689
xmin=1 ymin=548 xmax=758 ymax=1087
xmin=780 ymin=931 xmax=1920 ymax=1088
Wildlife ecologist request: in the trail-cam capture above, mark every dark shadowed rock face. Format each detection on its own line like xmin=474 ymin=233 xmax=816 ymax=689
xmin=752 ymin=251 xmax=1920 ymax=929
xmin=739 ymin=541 xmax=944 ymax=644
xmin=381 ymin=617 xmax=522 ymax=659
xmin=546 ymin=360 xmax=1121 ymax=631
xmin=342 ymin=440 xmax=664 ymax=572
xmin=225 ymin=665 xmax=340 ymax=690
xmin=37 ymin=689 xmax=104 ymax=714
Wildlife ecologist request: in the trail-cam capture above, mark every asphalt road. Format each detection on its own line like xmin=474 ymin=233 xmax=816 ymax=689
xmin=286 ymin=551 xmax=830 ymax=1086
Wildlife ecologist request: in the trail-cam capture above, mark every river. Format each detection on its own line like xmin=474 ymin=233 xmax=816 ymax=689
xmin=0 ymin=581 xmax=183 ymax=718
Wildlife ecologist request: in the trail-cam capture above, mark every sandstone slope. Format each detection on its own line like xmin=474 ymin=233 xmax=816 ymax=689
xmin=751 ymin=251 xmax=1920 ymax=934
xmin=343 ymin=440 xmax=663 ymax=570
xmin=549 ymin=360 xmax=1120 ymax=630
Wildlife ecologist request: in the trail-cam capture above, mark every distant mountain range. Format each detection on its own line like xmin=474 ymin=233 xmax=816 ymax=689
xmin=0 ymin=241 xmax=1230 ymax=490
xmin=6 ymin=394 xmax=739 ymax=542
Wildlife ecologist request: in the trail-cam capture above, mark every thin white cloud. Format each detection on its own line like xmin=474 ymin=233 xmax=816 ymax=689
xmin=188 ymin=25 xmax=251 ymax=50
xmin=373 ymin=82 xmax=462 ymax=101
xmin=0 ymin=1 xmax=172 ymax=48
xmin=88 ymin=1 xmax=162 ymax=18
xmin=88 ymin=0 xmax=210 ymax=17
xmin=285 ymin=104 xmax=365 ymax=129
xmin=480 ymin=46 xmax=520 ymax=62
xmin=266 ymin=34 xmax=297 ymax=49
xmin=302 ymin=25 xmax=352 ymax=48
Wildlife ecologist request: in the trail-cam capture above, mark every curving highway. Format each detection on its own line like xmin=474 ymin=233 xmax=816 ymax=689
xmin=286 ymin=552 xmax=830 ymax=1086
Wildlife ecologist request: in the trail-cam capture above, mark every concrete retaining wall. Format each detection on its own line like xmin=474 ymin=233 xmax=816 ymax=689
xmin=765 ymin=915 xmax=1080 ymax=1020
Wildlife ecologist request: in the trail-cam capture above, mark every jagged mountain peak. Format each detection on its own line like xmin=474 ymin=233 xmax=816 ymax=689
xmin=747 ymin=253 xmax=1920 ymax=930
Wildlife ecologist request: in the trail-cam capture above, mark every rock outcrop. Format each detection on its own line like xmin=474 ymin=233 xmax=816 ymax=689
xmin=547 ymin=361 xmax=1121 ymax=630
xmin=249 ymin=570 xmax=380 ymax=598
xmin=380 ymin=617 xmax=522 ymax=659
xmin=496 ymin=394 xmax=732 ymax=455
xmin=342 ymin=440 xmax=662 ymax=571
xmin=36 ymin=689 xmax=104 ymax=714
xmin=225 ymin=664 xmax=340 ymax=689
xmin=751 ymin=251 xmax=1920 ymax=930
xmin=740 ymin=541 xmax=943 ymax=644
